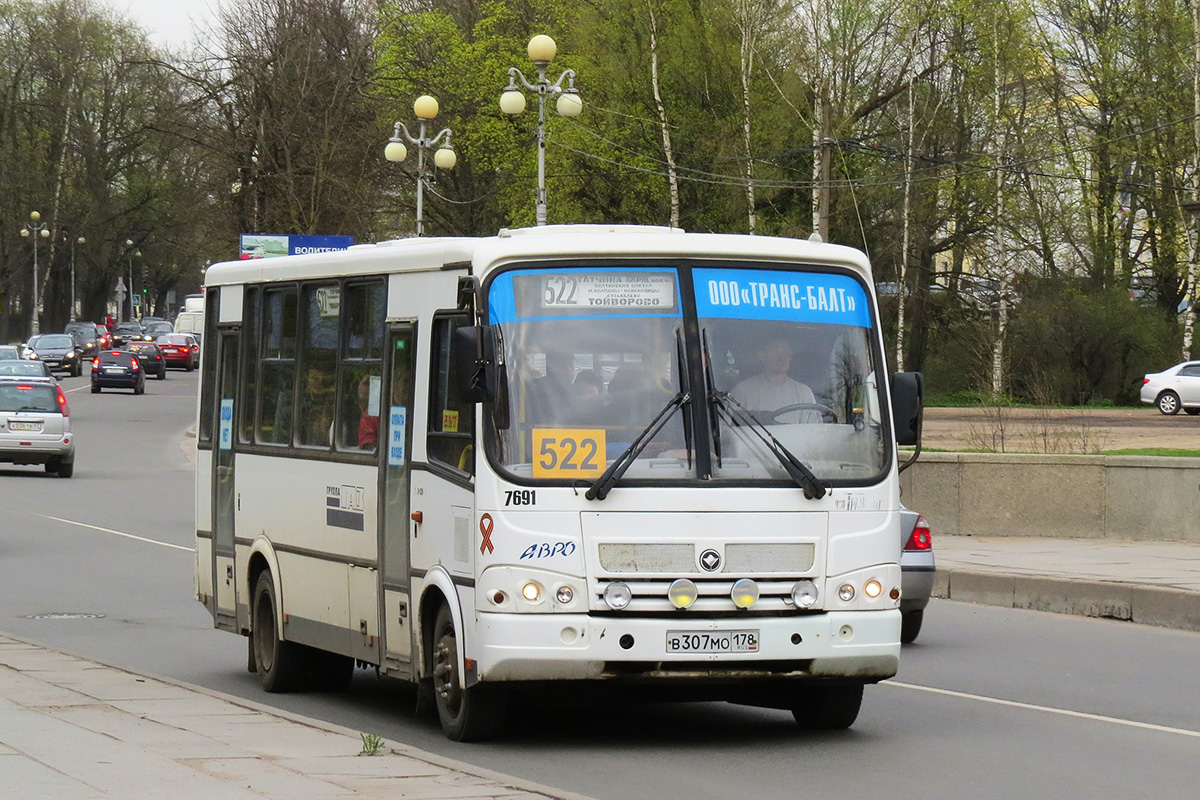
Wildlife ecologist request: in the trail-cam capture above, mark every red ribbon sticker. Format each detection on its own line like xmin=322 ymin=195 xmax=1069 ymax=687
xmin=479 ymin=513 xmax=494 ymax=555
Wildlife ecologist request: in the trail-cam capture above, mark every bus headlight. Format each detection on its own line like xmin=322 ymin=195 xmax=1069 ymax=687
xmin=521 ymin=582 xmax=542 ymax=603
xmin=791 ymin=580 xmax=819 ymax=609
xmin=838 ymin=583 xmax=855 ymax=602
xmin=555 ymin=585 xmax=574 ymax=604
xmin=667 ymin=579 xmax=697 ymax=609
xmin=864 ymin=579 xmax=883 ymax=599
xmin=730 ymin=578 xmax=759 ymax=609
xmin=603 ymin=582 xmax=633 ymax=611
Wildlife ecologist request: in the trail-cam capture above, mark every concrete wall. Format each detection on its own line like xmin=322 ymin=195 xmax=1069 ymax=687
xmin=900 ymin=452 xmax=1200 ymax=543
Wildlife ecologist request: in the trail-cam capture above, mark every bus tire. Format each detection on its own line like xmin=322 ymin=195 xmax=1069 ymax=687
xmin=431 ymin=604 xmax=506 ymax=741
xmin=252 ymin=571 xmax=309 ymax=692
xmin=790 ymin=683 xmax=863 ymax=730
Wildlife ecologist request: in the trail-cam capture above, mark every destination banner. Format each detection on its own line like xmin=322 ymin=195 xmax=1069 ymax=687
xmin=692 ymin=267 xmax=872 ymax=328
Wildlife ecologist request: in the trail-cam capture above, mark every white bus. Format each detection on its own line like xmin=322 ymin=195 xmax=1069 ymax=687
xmin=194 ymin=225 xmax=923 ymax=741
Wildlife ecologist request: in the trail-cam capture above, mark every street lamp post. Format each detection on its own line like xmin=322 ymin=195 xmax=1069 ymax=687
xmin=500 ymin=35 xmax=583 ymax=226
xmin=19 ymin=211 xmax=52 ymax=338
xmin=384 ymin=95 xmax=457 ymax=236
xmin=124 ymin=240 xmax=141 ymax=324
xmin=67 ymin=232 xmax=85 ymax=322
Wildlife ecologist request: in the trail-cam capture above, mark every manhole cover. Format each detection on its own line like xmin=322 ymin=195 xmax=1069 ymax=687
xmin=23 ymin=613 xmax=106 ymax=620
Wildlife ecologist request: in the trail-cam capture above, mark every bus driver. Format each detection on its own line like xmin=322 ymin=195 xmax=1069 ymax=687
xmin=732 ymin=337 xmax=821 ymax=424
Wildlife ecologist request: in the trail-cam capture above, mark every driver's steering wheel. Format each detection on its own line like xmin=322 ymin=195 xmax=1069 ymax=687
xmin=766 ymin=403 xmax=836 ymax=423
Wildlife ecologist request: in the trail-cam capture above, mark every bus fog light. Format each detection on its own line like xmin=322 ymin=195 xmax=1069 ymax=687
xmin=668 ymin=579 xmax=697 ymax=609
xmin=791 ymin=580 xmax=818 ymax=609
xmin=838 ymin=583 xmax=855 ymax=602
xmin=604 ymin=582 xmax=632 ymax=611
xmin=521 ymin=582 xmax=542 ymax=603
xmin=555 ymin=585 xmax=574 ymax=604
xmin=864 ymin=579 xmax=882 ymax=599
xmin=731 ymin=578 xmax=759 ymax=609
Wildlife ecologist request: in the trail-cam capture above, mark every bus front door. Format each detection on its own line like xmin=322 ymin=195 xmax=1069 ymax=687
xmin=380 ymin=324 xmax=416 ymax=673
xmin=212 ymin=330 xmax=239 ymax=632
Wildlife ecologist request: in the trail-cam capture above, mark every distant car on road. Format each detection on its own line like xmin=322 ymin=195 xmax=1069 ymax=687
xmin=64 ymin=322 xmax=102 ymax=360
xmin=23 ymin=333 xmax=82 ymax=377
xmin=91 ymin=350 xmax=146 ymax=394
xmin=1141 ymin=361 xmax=1200 ymax=415
xmin=0 ymin=377 xmax=74 ymax=477
xmin=156 ymin=334 xmax=199 ymax=371
xmin=0 ymin=345 xmax=22 ymax=361
xmin=899 ymin=509 xmax=934 ymax=644
xmin=124 ymin=341 xmax=167 ymax=380
xmin=0 ymin=360 xmax=55 ymax=379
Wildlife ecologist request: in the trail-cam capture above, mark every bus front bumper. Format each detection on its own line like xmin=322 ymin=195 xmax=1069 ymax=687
xmin=473 ymin=609 xmax=900 ymax=684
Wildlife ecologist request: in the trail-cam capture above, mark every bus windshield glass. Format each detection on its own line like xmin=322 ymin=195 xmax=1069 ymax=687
xmin=487 ymin=267 xmax=694 ymax=483
xmin=696 ymin=266 xmax=885 ymax=482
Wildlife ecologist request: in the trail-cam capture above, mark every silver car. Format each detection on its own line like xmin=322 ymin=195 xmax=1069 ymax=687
xmin=0 ymin=377 xmax=74 ymax=477
xmin=899 ymin=509 xmax=934 ymax=643
xmin=1141 ymin=361 xmax=1200 ymax=415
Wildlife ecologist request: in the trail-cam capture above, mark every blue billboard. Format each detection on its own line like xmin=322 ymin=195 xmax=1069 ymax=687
xmin=239 ymin=233 xmax=354 ymax=259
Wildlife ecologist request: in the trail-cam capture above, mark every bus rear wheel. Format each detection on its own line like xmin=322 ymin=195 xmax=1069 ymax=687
xmin=790 ymin=683 xmax=864 ymax=730
xmin=252 ymin=571 xmax=309 ymax=692
xmin=431 ymin=604 xmax=506 ymax=741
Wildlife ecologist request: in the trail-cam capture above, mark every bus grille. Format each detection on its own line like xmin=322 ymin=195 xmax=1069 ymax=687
xmin=597 ymin=542 xmax=815 ymax=574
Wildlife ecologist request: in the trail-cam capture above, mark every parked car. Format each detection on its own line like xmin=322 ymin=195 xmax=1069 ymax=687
xmin=155 ymin=334 xmax=200 ymax=371
xmin=124 ymin=341 xmax=167 ymax=379
xmin=23 ymin=333 xmax=82 ymax=376
xmin=899 ymin=509 xmax=934 ymax=644
xmin=91 ymin=350 xmax=146 ymax=394
xmin=64 ymin=322 xmax=102 ymax=360
xmin=1141 ymin=361 xmax=1200 ymax=415
xmin=0 ymin=377 xmax=74 ymax=477
xmin=0 ymin=360 xmax=55 ymax=379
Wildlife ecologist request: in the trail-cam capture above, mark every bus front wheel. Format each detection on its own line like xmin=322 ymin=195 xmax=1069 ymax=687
xmin=431 ymin=603 xmax=506 ymax=741
xmin=252 ymin=571 xmax=309 ymax=692
xmin=790 ymin=683 xmax=864 ymax=730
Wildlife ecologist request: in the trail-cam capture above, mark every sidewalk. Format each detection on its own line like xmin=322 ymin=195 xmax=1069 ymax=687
xmin=0 ymin=633 xmax=590 ymax=800
xmin=933 ymin=534 xmax=1200 ymax=632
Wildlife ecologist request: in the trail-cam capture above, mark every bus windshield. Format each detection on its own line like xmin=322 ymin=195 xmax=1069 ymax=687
xmin=486 ymin=263 xmax=887 ymax=486
xmin=487 ymin=267 xmax=693 ymax=482
xmin=696 ymin=266 xmax=885 ymax=482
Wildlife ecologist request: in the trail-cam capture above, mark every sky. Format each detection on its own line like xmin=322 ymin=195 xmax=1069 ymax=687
xmin=117 ymin=0 xmax=218 ymax=50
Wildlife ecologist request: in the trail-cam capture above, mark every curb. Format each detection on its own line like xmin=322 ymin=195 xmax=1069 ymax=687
xmin=0 ymin=631 xmax=594 ymax=800
xmin=933 ymin=569 xmax=1200 ymax=632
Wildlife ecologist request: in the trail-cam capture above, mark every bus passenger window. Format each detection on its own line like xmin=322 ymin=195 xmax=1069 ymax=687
xmin=427 ymin=314 xmax=474 ymax=475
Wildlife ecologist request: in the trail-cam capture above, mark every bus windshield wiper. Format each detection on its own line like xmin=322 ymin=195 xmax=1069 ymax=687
xmin=585 ymin=390 xmax=690 ymax=501
xmin=701 ymin=329 xmax=722 ymax=469
xmin=709 ymin=391 xmax=829 ymax=500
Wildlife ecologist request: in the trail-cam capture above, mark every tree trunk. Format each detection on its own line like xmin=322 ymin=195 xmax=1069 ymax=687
xmin=647 ymin=2 xmax=680 ymax=229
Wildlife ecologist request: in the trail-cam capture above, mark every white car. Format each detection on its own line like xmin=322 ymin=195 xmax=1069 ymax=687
xmin=899 ymin=509 xmax=934 ymax=643
xmin=1141 ymin=361 xmax=1200 ymax=415
xmin=0 ymin=377 xmax=74 ymax=477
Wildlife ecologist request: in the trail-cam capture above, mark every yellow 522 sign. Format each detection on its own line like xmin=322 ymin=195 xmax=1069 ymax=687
xmin=532 ymin=428 xmax=606 ymax=479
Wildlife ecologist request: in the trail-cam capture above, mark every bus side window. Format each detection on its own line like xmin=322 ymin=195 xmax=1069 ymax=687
xmin=427 ymin=313 xmax=475 ymax=476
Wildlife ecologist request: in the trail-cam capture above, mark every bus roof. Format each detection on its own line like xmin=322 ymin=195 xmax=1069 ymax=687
xmin=201 ymin=226 xmax=872 ymax=287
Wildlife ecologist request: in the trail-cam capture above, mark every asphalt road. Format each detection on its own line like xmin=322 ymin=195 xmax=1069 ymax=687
xmin=2 ymin=376 xmax=1198 ymax=799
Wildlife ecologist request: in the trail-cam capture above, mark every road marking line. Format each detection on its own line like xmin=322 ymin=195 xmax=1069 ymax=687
xmin=65 ymin=385 xmax=91 ymax=394
xmin=38 ymin=514 xmax=194 ymax=552
xmin=886 ymin=680 xmax=1200 ymax=738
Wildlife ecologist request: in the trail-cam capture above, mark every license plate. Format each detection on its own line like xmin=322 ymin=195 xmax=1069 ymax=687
xmin=666 ymin=630 xmax=759 ymax=654
xmin=104 ymin=367 xmax=125 ymax=374
xmin=8 ymin=420 xmax=42 ymax=432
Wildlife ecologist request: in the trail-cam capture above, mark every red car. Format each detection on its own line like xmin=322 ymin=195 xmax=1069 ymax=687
xmin=155 ymin=334 xmax=200 ymax=371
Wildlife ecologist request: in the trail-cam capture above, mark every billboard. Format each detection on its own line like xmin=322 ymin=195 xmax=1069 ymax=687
xmin=239 ymin=233 xmax=354 ymax=259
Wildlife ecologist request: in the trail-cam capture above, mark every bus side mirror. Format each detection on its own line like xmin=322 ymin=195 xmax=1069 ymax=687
xmin=891 ymin=371 xmax=923 ymax=447
xmin=452 ymin=325 xmax=499 ymax=404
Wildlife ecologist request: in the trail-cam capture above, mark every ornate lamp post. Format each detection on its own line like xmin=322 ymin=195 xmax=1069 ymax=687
xmin=384 ymin=95 xmax=456 ymax=236
xmin=500 ymin=35 xmax=583 ymax=225
xmin=19 ymin=211 xmax=51 ymax=337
